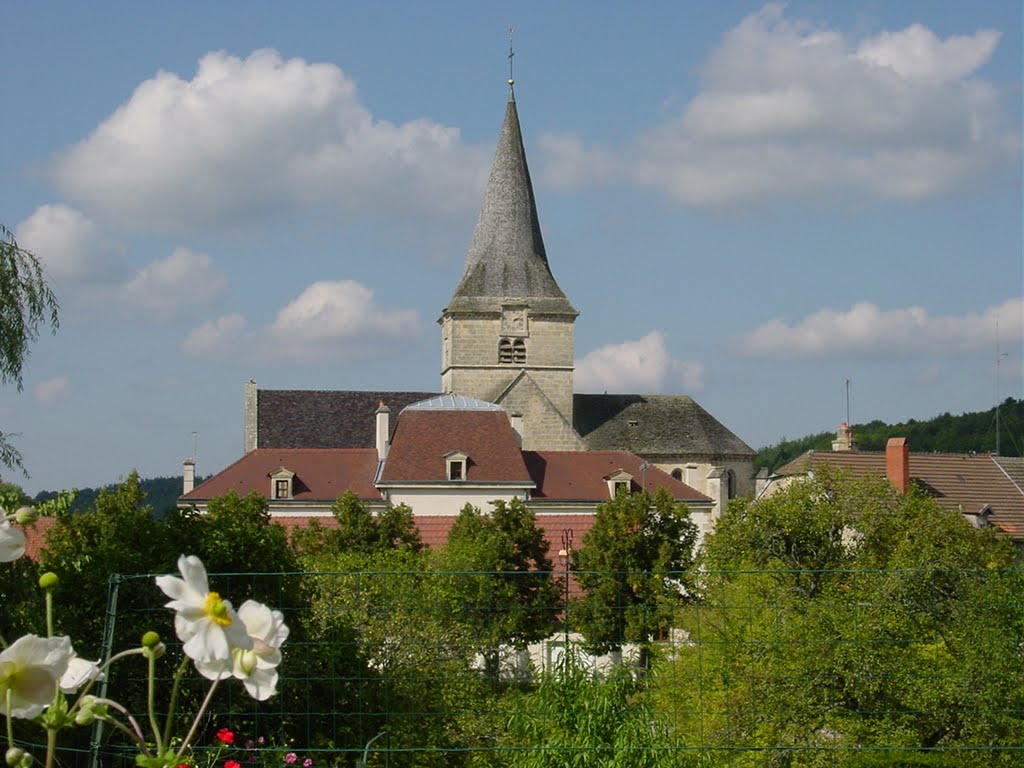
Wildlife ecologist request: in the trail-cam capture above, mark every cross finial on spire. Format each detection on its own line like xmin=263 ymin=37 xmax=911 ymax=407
xmin=507 ymin=26 xmax=516 ymax=97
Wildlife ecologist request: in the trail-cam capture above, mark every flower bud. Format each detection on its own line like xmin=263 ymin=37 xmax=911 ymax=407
xmin=141 ymin=631 xmax=161 ymax=649
xmin=39 ymin=571 xmax=59 ymax=591
xmin=5 ymin=748 xmax=25 ymax=767
xmin=14 ymin=506 xmax=37 ymax=525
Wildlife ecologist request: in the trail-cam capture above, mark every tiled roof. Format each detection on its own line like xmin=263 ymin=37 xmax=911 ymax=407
xmin=22 ymin=516 xmax=56 ymax=561
xmin=775 ymin=450 xmax=1024 ymax=538
xmin=574 ymin=394 xmax=755 ymax=457
xmin=446 ymin=97 xmax=576 ymax=317
xmin=257 ymin=390 xmax=438 ymax=449
xmin=182 ymin=448 xmax=381 ymax=502
xmin=379 ymin=410 xmax=532 ymax=484
xmin=524 ymin=450 xmax=711 ymax=503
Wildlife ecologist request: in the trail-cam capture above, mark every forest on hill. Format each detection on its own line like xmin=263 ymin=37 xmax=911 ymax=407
xmin=756 ymin=397 xmax=1024 ymax=472
xmin=32 ymin=474 xmax=203 ymax=516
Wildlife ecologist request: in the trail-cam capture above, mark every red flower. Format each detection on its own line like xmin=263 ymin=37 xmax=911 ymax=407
xmin=175 ymin=764 xmax=190 ymax=768
xmin=225 ymin=761 xmax=242 ymax=768
xmin=217 ymin=728 xmax=235 ymax=745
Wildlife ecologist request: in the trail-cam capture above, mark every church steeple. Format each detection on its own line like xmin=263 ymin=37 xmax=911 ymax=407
xmin=445 ymin=94 xmax=576 ymax=317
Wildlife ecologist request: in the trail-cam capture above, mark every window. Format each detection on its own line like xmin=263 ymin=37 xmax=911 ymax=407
xmin=605 ymin=470 xmax=634 ymax=498
xmin=726 ymin=470 xmax=737 ymax=499
xmin=499 ymin=338 xmax=527 ymax=365
xmin=499 ymin=339 xmax=513 ymax=364
xmin=274 ymin=479 xmax=290 ymax=499
xmin=671 ymin=468 xmax=683 ymax=481
xmin=445 ymin=450 xmax=469 ymax=481
xmin=269 ymin=467 xmax=295 ymax=500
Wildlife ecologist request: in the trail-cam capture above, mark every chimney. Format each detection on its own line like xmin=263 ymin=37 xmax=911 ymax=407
xmin=510 ymin=411 xmax=524 ymax=447
xmin=886 ymin=437 xmax=909 ymax=493
xmin=832 ymin=422 xmax=856 ymax=452
xmin=244 ymin=379 xmax=258 ymax=453
xmin=183 ymin=458 xmax=196 ymax=494
xmin=375 ymin=402 xmax=390 ymax=461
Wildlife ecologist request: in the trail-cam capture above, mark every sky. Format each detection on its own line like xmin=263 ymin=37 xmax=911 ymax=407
xmin=1 ymin=1 xmax=1021 ymax=496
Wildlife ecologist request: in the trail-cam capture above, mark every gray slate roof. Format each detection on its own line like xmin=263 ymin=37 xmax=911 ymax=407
xmin=446 ymin=96 xmax=576 ymax=317
xmin=574 ymin=394 xmax=755 ymax=457
xmin=257 ymin=390 xmax=439 ymax=448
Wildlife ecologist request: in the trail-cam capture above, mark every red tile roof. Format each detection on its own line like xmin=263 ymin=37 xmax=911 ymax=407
xmin=775 ymin=450 xmax=1024 ymax=537
xmin=182 ymin=448 xmax=381 ymax=502
xmin=22 ymin=516 xmax=56 ymax=561
xmin=524 ymin=451 xmax=710 ymax=503
xmin=379 ymin=410 xmax=532 ymax=484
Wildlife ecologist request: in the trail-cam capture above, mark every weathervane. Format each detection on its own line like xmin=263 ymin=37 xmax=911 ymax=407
xmin=508 ymin=26 xmax=516 ymax=93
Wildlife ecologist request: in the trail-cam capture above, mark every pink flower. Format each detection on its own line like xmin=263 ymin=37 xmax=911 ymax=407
xmin=284 ymin=754 xmax=298 ymax=765
xmin=303 ymin=760 xmax=313 ymax=767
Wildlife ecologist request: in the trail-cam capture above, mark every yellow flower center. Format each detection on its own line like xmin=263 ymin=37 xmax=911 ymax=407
xmin=204 ymin=592 xmax=231 ymax=627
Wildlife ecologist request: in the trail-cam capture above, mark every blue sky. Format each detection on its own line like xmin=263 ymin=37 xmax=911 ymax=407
xmin=1 ymin=2 xmax=1020 ymax=496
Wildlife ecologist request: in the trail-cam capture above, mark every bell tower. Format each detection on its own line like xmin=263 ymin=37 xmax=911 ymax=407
xmin=439 ymin=90 xmax=582 ymax=450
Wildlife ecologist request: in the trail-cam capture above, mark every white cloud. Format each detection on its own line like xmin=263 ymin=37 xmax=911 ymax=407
xmin=732 ymin=297 xmax=1023 ymax=359
xmin=52 ymin=49 xmax=490 ymax=231
xmin=540 ymin=4 xmax=1017 ymax=206
xmin=575 ymin=331 xmax=705 ymax=394
xmin=119 ymin=247 xmax=228 ymax=319
xmin=34 ymin=377 xmax=70 ymax=408
xmin=182 ymin=279 xmax=421 ymax=362
xmin=15 ymin=204 xmax=123 ymax=284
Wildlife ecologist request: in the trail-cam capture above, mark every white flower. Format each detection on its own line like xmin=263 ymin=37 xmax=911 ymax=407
xmin=0 ymin=635 xmax=72 ymax=718
xmin=155 ymin=555 xmax=251 ymax=665
xmin=0 ymin=517 xmax=26 ymax=562
xmin=195 ymin=600 xmax=288 ymax=701
xmin=59 ymin=655 xmax=104 ymax=694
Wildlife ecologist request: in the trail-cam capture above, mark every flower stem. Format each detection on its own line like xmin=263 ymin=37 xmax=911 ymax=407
xmin=5 ymin=688 xmax=13 ymax=751
xmin=45 ymin=726 xmax=57 ymax=768
xmin=45 ymin=590 xmax=54 ymax=637
xmin=176 ymin=677 xmax=220 ymax=759
xmin=147 ymin=644 xmax=163 ymax=756
xmin=161 ymin=656 xmax=189 ymax=749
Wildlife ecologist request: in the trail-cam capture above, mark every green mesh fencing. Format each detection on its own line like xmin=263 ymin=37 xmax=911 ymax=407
xmin=67 ymin=568 xmax=1024 ymax=767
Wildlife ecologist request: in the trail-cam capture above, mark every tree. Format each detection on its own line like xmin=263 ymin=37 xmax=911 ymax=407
xmin=436 ymin=498 xmax=560 ymax=682
xmin=291 ymin=490 xmax=422 ymax=556
xmin=0 ymin=225 xmax=59 ymax=474
xmin=571 ymin=488 xmax=698 ymax=665
xmin=661 ymin=471 xmax=1023 ymax=765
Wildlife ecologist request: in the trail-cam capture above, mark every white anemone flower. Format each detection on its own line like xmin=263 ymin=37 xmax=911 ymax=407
xmin=195 ymin=600 xmax=289 ymax=701
xmin=155 ymin=555 xmax=251 ymax=665
xmin=0 ymin=517 xmax=26 ymax=562
xmin=59 ymin=655 xmax=104 ymax=694
xmin=0 ymin=635 xmax=72 ymax=718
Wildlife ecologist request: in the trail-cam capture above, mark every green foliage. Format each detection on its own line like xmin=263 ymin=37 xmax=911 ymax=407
xmin=34 ymin=474 xmax=199 ymax=518
xmin=572 ymin=488 xmax=698 ymax=658
xmin=504 ymin=648 xmax=685 ymax=768
xmin=662 ymin=472 xmax=1024 ymax=766
xmin=291 ymin=491 xmax=422 ymax=556
xmin=756 ymin=398 xmax=1024 ymax=470
xmin=436 ymin=499 xmax=560 ymax=676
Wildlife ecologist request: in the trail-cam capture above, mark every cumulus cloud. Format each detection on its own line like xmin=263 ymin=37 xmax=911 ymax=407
xmin=732 ymin=297 xmax=1023 ymax=359
xmin=182 ymin=279 xmax=421 ymax=362
xmin=540 ymin=4 xmax=1017 ymax=206
xmin=15 ymin=204 xmax=124 ymax=284
xmin=575 ymin=331 xmax=705 ymax=394
xmin=119 ymin=248 xmax=228 ymax=318
xmin=34 ymin=377 xmax=70 ymax=408
xmin=15 ymin=206 xmax=227 ymax=320
xmin=52 ymin=49 xmax=490 ymax=230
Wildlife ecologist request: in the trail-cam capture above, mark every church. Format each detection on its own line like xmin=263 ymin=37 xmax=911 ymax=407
xmin=181 ymin=87 xmax=757 ymax=546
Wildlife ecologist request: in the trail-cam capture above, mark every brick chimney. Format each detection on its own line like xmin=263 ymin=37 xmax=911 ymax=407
xmin=886 ymin=437 xmax=909 ymax=493
xmin=375 ymin=402 xmax=390 ymax=461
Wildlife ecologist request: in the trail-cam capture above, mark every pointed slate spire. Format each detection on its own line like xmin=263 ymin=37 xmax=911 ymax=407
xmin=446 ymin=94 xmax=577 ymax=316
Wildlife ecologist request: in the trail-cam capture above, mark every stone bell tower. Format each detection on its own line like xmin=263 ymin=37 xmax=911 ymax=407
xmin=439 ymin=89 xmax=583 ymax=450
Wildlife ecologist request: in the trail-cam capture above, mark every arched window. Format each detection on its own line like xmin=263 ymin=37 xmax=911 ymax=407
xmin=726 ymin=469 xmax=737 ymax=499
xmin=499 ymin=338 xmax=527 ymax=365
xmin=671 ymin=468 xmax=683 ymax=481
xmin=512 ymin=338 xmax=526 ymax=364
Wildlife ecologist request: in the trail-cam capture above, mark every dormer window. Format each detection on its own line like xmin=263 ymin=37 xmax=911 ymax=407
xmin=445 ymin=450 xmax=469 ymax=481
xmin=605 ymin=469 xmax=634 ymax=498
xmin=498 ymin=338 xmax=526 ymax=365
xmin=269 ymin=467 xmax=295 ymax=500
